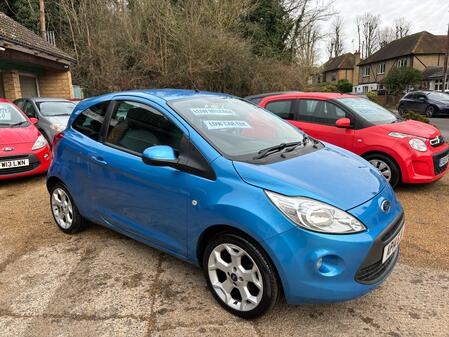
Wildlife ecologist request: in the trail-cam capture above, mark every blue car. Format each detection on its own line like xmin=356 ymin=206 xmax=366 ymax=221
xmin=47 ymin=89 xmax=404 ymax=318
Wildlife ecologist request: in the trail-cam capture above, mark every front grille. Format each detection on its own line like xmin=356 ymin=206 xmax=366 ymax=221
xmin=355 ymin=212 xmax=404 ymax=285
xmin=433 ymin=148 xmax=449 ymax=175
xmin=0 ymin=154 xmax=40 ymax=176
xmin=355 ymin=250 xmax=398 ymax=283
xmin=430 ymin=135 xmax=445 ymax=147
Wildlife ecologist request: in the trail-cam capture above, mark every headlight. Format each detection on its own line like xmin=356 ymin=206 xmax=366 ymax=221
xmin=32 ymin=135 xmax=47 ymax=150
xmin=409 ymin=138 xmax=427 ymax=152
xmin=388 ymin=132 xmax=413 ymax=138
xmin=50 ymin=123 xmax=65 ymax=132
xmin=265 ymin=191 xmax=366 ymax=234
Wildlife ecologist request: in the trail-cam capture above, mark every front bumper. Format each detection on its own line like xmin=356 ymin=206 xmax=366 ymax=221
xmin=0 ymin=146 xmax=52 ymax=180
xmin=262 ymin=184 xmax=403 ymax=304
xmin=397 ymin=142 xmax=449 ymax=184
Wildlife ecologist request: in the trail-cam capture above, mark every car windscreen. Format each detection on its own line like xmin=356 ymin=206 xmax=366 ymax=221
xmin=169 ymin=96 xmax=305 ymax=159
xmin=37 ymin=101 xmax=76 ymax=116
xmin=337 ymin=98 xmax=397 ymax=125
xmin=427 ymin=92 xmax=449 ymax=102
xmin=0 ymin=103 xmax=27 ymax=127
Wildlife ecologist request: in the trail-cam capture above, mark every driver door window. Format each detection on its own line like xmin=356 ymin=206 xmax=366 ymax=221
xmin=296 ymin=100 xmax=346 ymax=125
xmin=106 ymin=101 xmax=184 ymax=154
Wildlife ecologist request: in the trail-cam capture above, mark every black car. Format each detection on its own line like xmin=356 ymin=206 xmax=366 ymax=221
xmin=398 ymin=91 xmax=449 ymax=117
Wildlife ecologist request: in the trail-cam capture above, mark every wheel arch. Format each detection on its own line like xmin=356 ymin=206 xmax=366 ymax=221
xmin=361 ymin=150 xmax=402 ymax=182
xmin=46 ymin=176 xmax=65 ymax=193
xmin=196 ymin=224 xmax=284 ymax=294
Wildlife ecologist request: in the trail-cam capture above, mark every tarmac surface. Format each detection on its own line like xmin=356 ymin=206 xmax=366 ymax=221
xmin=0 ymin=175 xmax=448 ymax=337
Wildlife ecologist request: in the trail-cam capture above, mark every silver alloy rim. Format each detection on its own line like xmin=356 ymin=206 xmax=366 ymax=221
xmin=208 ymin=243 xmax=263 ymax=312
xmin=51 ymin=188 xmax=74 ymax=229
xmin=369 ymin=159 xmax=392 ymax=181
xmin=426 ymin=107 xmax=434 ymax=117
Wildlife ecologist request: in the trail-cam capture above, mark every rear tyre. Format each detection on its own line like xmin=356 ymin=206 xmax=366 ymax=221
xmin=203 ymin=233 xmax=279 ymax=319
xmin=49 ymin=183 xmax=86 ymax=234
xmin=425 ymin=105 xmax=436 ymax=118
xmin=365 ymin=153 xmax=401 ymax=188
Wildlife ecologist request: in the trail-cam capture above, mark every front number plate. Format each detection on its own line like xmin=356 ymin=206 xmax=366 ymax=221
xmin=382 ymin=227 xmax=404 ymax=264
xmin=0 ymin=159 xmax=30 ymax=170
xmin=439 ymin=154 xmax=449 ymax=168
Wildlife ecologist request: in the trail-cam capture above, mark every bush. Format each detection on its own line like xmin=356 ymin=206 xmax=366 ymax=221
xmin=384 ymin=67 xmax=422 ymax=94
xmin=401 ymin=112 xmax=429 ymax=123
xmin=366 ymin=91 xmax=378 ymax=103
xmin=336 ymin=79 xmax=353 ymax=93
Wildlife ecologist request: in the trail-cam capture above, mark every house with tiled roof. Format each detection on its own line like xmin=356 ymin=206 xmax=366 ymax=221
xmin=355 ymin=31 xmax=448 ymax=93
xmin=320 ymin=52 xmax=360 ymax=85
xmin=0 ymin=12 xmax=76 ymax=100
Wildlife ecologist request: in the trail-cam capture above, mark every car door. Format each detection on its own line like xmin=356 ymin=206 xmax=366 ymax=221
xmin=87 ymin=98 xmax=189 ymax=256
xmin=292 ymin=99 xmax=355 ymax=150
xmin=415 ymin=93 xmax=428 ymax=114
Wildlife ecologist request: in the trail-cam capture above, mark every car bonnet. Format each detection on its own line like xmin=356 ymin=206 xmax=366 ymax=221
xmin=380 ymin=119 xmax=440 ymax=139
xmin=232 ymin=144 xmax=386 ymax=211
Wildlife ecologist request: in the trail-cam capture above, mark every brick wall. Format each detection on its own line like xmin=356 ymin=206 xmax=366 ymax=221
xmin=2 ymin=71 xmax=21 ymax=100
xmin=38 ymin=70 xmax=74 ymax=99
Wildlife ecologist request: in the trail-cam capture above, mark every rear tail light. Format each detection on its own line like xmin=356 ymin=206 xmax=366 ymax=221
xmin=52 ymin=132 xmax=64 ymax=149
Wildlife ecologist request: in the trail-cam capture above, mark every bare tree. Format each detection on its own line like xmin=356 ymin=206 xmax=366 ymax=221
xmin=327 ymin=15 xmax=344 ymax=58
xmin=378 ymin=26 xmax=395 ymax=48
xmin=283 ymin=0 xmax=334 ymax=63
xmin=394 ymin=17 xmax=411 ymax=39
xmin=356 ymin=13 xmax=380 ymax=58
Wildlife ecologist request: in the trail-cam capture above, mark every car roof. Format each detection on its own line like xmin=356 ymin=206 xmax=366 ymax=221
xmin=260 ymin=92 xmax=355 ymax=101
xmin=245 ymin=91 xmax=302 ymax=100
xmin=23 ymin=97 xmax=74 ymax=103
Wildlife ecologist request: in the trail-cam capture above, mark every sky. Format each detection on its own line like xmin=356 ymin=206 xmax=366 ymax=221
xmin=317 ymin=0 xmax=449 ymax=64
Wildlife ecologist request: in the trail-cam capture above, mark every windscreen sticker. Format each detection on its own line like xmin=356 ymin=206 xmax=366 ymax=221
xmin=190 ymin=107 xmax=236 ymax=116
xmin=0 ymin=108 xmax=11 ymax=121
xmin=204 ymin=120 xmax=252 ymax=130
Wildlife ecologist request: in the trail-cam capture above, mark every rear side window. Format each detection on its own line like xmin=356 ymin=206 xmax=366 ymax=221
xmin=72 ymin=101 xmax=109 ymax=140
xmin=295 ymin=100 xmax=346 ymax=125
xmin=265 ymin=100 xmax=293 ymax=119
xmin=105 ymin=101 xmax=184 ymax=154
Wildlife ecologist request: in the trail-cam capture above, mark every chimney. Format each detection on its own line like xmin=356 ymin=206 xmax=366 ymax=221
xmin=353 ymin=50 xmax=361 ymax=86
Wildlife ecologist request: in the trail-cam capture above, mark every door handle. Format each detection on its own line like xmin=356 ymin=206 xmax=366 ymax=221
xmin=90 ymin=155 xmax=108 ymax=166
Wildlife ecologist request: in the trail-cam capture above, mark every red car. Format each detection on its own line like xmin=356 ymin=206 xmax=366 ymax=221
xmin=254 ymin=92 xmax=449 ymax=187
xmin=0 ymin=99 xmax=52 ymax=180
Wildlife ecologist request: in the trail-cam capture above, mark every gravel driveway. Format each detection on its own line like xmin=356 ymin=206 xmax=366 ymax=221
xmin=0 ymin=175 xmax=448 ymax=337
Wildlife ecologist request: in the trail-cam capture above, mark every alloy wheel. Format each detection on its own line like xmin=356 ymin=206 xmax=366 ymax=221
xmin=51 ymin=187 xmax=74 ymax=229
xmin=207 ymin=243 xmax=263 ymax=312
xmin=369 ymin=159 xmax=392 ymax=181
xmin=426 ymin=106 xmax=434 ymax=118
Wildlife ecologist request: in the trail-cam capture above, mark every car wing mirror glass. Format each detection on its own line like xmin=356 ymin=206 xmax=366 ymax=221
xmin=142 ymin=145 xmax=178 ymax=168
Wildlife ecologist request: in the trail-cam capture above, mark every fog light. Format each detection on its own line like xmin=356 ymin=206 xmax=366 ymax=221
xmin=316 ymin=255 xmax=345 ymax=277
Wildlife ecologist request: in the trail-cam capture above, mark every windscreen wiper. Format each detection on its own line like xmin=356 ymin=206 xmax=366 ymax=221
xmin=253 ymin=141 xmax=302 ymax=159
xmin=284 ymin=136 xmax=310 ymax=153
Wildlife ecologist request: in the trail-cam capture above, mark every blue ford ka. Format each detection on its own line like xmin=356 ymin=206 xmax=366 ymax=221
xmin=47 ymin=89 xmax=404 ymax=318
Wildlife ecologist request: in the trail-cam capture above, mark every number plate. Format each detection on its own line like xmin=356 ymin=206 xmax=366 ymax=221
xmin=439 ymin=154 xmax=449 ymax=168
xmin=0 ymin=159 xmax=29 ymax=169
xmin=382 ymin=227 xmax=404 ymax=264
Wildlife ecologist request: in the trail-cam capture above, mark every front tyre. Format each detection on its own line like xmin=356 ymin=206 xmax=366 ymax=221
xmin=425 ymin=105 xmax=436 ymax=118
xmin=50 ymin=183 xmax=86 ymax=234
xmin=365 ymin=153 xmax=401 ymax=188
xmin=203 ymin=233 xmax=279 ymax=319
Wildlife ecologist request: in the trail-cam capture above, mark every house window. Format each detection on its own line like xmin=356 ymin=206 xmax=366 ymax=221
xmin=397 ymin=58 xmax=407 ymax=68
xmin=362 ymin=66 xmax=370 ymax=77
xmin=378 ymin=63 xmax=386 ymax=74
xmin=362 ymin=85 xmax=369 ymax=93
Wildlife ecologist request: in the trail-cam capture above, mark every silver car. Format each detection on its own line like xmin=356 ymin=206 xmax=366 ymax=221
xmin=14 ymin=98 xmax=76 ymax=144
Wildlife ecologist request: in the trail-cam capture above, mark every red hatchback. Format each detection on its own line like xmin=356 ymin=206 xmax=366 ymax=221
xmin=0 ymin=99 xmax=51 ymax=180
xmin=256 ymin=92 xmax=449 ymax=187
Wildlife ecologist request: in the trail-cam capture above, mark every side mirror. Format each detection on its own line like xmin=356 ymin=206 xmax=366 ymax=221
xmin=29 ymin=117 xmax=38 ymax=124
xmin=142 ymin=145 xmax=178 ymax=168
xmin=335 ymin=117 xmax=351 ymax=128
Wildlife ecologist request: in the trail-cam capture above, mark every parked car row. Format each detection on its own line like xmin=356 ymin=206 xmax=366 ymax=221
xmin=1 ymin=89 xmax=447 ymax=319
xmin=398 ymin=90 xmax=449 ymax=117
